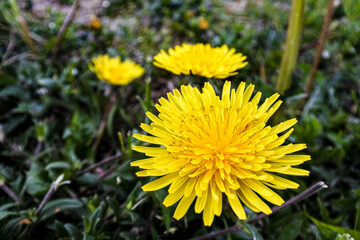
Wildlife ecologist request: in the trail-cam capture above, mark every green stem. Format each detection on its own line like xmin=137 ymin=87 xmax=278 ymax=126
xmin=92 ymin=90 xmax=118 ymax=152
xmin=276 ymin=0 xmax=305 ymax=95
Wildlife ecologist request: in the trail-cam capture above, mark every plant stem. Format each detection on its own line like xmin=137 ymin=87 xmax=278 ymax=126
xmin=35 ymin=174 xmax=70 ymax=216
xmin=0 ymin=183 xmax=19 ymax=203
xmin=8 ymin=0 xmax=37 ymax=54
xmin=51 ymin=0 xmax=80 ymax=58
xmin=276 ymin=0 xmax=304 ymax=95
xmin=299 ymin=0 xmax=334 ymax=110
xmin=17 ymin=16 xmax=38 ymax=54
xmin=76 ymin=153 xmax=122 ymax=177
xmin=34 ymin=141 xmax=42 ymax=159
xmin=190 ymin=181 xmax=328 ymax=240
xmin=35 ymin=183 xmax=56 ymax=216
xmin=92 ymin=90 xmax=118 ymax=152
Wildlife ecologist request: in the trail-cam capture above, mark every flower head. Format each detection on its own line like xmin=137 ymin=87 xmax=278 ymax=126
xmin=153 ymin=43 xmax=248 ymax=79
xmin=90 ymin=15 xmax=101 ymax=29
xmin=131 ymin=81 xmax=310 ymax=226
xmin=89 ymin=54 xmax=144 ymax=85
xmin=199 ymin=17 xmax=209 ymax=30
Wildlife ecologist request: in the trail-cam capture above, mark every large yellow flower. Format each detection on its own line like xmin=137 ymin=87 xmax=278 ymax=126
xmin=131 ymin=81 xmax=310 ymax=226
xmin=89 ymin=54 xmax=144 ymax=85
xmin=153 ymin=43 xmax=248 ymax=79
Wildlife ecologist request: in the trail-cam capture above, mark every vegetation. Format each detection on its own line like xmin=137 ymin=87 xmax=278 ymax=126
xmin=0 ymin=0 xmax=359 ymax=239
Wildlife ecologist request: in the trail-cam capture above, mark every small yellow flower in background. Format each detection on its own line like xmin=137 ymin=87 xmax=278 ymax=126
xmin=90 ymin=15 xmax=101 ymax=29
xmin=153 ymin=43 xmax=248 ymax=79
xmin=199 ymin=17 xmax=209 ymax=30
xmin=89 ymin=54 xmax=144 ymax=85
xmin=132 ymin=81 xmax=310 ymax=226
xmin=185 ymin=10 xmax=195 ymax=20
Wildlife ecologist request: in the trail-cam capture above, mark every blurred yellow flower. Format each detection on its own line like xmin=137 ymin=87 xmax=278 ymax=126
xmin=199 ymin=17 xmax=209 ymax=29
xmin=89 ymin=54 xmax=144 ymax=85
xmin=153 ymin=43 xmax=248 ymax=79
xmin=132 ymin=81 xmax=310 ymax=226
xmin=90 ymin=15 xmax=101 ymax=29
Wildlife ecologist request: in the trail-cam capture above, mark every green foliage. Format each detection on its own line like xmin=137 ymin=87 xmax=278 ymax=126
xmin=0 ymin=0 xmax=359 ymax=239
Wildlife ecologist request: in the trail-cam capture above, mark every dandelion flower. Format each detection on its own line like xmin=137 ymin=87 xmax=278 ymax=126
xmin=153 ymin=43 xmax=248 ymax=79
xmin=89 ymin=54 xmax=144 ymax=85
xmin=132 ymin=81 xmax=310 ymax=226
xmin=199 ymin=17 xmax=209 ymax=30
xmin=90 ymin=15 xmax=101 ymax=29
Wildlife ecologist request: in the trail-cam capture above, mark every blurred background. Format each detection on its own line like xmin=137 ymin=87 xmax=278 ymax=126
xmin=0 ymin=0 xmax=359 ymax=239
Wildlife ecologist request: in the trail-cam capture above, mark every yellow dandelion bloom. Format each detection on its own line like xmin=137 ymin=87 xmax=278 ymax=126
xmin=131 ymin=81 xmax=310 ymax=226
xmin=90 ymin=15 xmax=101 ymax=29
xmin=153 ymin=43 xmax=248 ymax=79
xmin=89 ymin=54 xmax=144 ymax=85
xmin=199 ymin=17 xmax=209 ymax=30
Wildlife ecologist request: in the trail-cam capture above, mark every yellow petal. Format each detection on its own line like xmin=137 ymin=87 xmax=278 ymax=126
xmin=163 ymin=184 xmax=186 ymax=207
xmin=132 ymin=146 xmax=168 ymax=156
xmin=239 ymin=182 xmax=272 ymax=215
xmin=227 ymin=190 xmax=246 ymax=220
xmin=184 ymin=177 xmax=197 ymax=197
xmin=195 ymin=188 xmax=208 ymax=213
xmin=173 ymin=190 xmax=196 ymax=220
xmin=168 ymin=176 xmax=188 ymax=194
xmin=142 ymin=172 xmax=178 ymax=191
xmin=203 ymin=192 xmax=215 ymax=226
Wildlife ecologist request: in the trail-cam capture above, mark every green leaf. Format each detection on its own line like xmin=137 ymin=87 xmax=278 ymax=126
xmin=37 ymin=78 xmax=57 ymax=88
xmin=150 ymin=226 xmax=161 ymax=240
xmin=25 ymin=166 xmax=50 ymax=196
xmin=0 ymin=203 xmax=17 ymax=212
xmin=355 ymin=201 xmax=360 ymax=231
xmin=89 ymin=202 xmax=106 ymax=225
xmin=145 ymin=78 xmax=154 ymax=112
xmin=0 ymin=85 xmax=30 ymax=99
xmin=308 ymin=215 xmax=360 ymax=239
xmin=317 ymin=196 xmax=330 ymax=222
xmin=39 ymin=198 xmax=83 ymax=222
xmin=0 ymin=216 xmax=23 ymax=240
xmin=2 ymin=116 xmax=26 ymax=134
xmin=45 ymin=161 xmax=72 ymax=171
xmin=108 ymin=198 xmax=121 ymax=221
xmin=55 ymin=220 xmax=68 ymax=237
xmin=154 ymin=189 xmax=172 ymax=230
xmin=160 ymin=204 xmax=172 ymax=231
xmin=343 ymin=0 xmax=360 ymax=21
xmin=243 ymin=222 xmax=263 ymax=240
xmin=0 ymin=73 xmax=17 ymax=87
xmin=35 ymin=121 xmax=48 ymax=141
xmin=0 ymin=211 xmax=18 ymax=221
xmin=83 ymin=216 xmax=91 ymax=233
xmin=64 ymin=223 xmax=82 ymax=240
xmin=124 ymin=182 xmax=143 ymax=210
xmin=278 ymin=219 xmax=303 ymax=240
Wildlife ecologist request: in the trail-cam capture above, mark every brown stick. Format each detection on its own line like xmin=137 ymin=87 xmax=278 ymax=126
xmin=299 ymin=32 xmax=331 ymax=55
xmin=35 ymin=183 xmax=56 ymax=216
xmin=51 ymin=0 xmax=80 ymax=58
xmin=76 ymin=154 xmax=122 ymax=177
xmin=299 ymin=0 xmax=334 ymax=110
xmin=190 ymin=181 xmax=328 ymax=240
xmin=0 ymin=183 xmax=20 ymax=203
xmin=2 ymin=32 xmax=15 ymax=62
